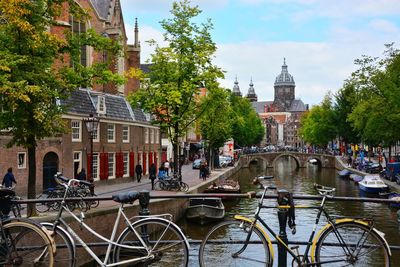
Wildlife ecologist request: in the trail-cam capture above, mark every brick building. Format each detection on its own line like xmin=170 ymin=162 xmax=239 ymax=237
xmin=0 ymin=0 xmax=159 ymax=196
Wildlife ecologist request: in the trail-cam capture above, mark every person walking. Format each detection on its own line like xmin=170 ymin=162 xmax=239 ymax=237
xmin=2 ymin=167 xmax=17 ymax=189
xmin=135 ymin=160 xmax=143 ymax=183
xmin=200 ymin=162 xmax=207 ymax=181
xmin=164 ymin=160 xmax=170 ymax=176
xmin=149 ymin=163 xmax=157 ymax=190
xmin=77 ymin=168 xmax=86 ymax=181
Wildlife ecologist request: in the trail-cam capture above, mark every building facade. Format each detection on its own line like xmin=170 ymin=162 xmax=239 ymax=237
xmin=0 ymin=0 xmax=159 ymax=196
xmin=234 ymin=59 xmax=308 ymax=148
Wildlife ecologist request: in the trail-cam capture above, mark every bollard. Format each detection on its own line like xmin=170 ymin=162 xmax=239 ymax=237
xmin=139 ymin=190 xmax=150 ymax=240
xmin=277 ymin=189 xmax=289 ymax=267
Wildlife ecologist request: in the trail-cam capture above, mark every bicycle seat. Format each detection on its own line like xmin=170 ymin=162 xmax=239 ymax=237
xmin=112 ymin=191 xmax=140 ymax=204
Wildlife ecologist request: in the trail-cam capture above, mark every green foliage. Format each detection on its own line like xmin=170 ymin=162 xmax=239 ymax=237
xmin=300 ymin=94 xmax=337 ymax=147
xmin=230 ymin=94 xmax=264 ymax=147
xmin=129 ymin=0 xmax=224 ymax=166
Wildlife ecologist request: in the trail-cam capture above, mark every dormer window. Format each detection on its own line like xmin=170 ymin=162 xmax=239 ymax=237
xmin=97 ymin=95 xmax=106 ymax=114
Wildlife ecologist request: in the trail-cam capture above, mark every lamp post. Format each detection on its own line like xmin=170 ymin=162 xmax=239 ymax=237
xmin=83 ymin=114 xmax=100 ymax=182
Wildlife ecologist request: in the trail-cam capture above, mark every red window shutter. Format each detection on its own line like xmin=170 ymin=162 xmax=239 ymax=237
xmin=87 ymin=153 xmax=92 ymax=180
xmin=149 ymin=152 xmax=153 ymax=167
xmin=154 ymin=152 xmax=157 ymax=167
xmin=116 ymin=152 xmax=123 ymax=178
xmin=100 ymin=153 xmax=109 ymax=180
xmin=142 ymin=152 xmax=147 ymax=175
xmin=161 ymin=151 xmax=167 ymax=163
xmin=129 ymin=152 xmax=135 ymax=177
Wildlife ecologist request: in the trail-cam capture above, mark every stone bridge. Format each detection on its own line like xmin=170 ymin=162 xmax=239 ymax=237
xmin=239 ymin=152 xmax=336 ymax=169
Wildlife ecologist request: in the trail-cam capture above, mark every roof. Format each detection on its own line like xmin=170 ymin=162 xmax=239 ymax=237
xmin=90 ymin=0 xmax=112 ymax=21
xmin=251 ymin=101 xmax=274 ymax=113
xmin=140 ymin=64 xmax=153 ymax=74
xmin=274 ymin=59 xmax=295 ymax=87
xmin=288 ymin=99 xmax=307 ymax=112
xmin=61 ymin=88 xmax=150 ymax=123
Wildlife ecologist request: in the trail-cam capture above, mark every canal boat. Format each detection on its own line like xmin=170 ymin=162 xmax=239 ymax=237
xmin=358 ymin=175 xmax=389 ymax=194
xmin=256 ymin=175 xmax=274 ymax=180
xmin=338 ymin=169 xmax=352 ymax=178
xmin=204 ymin=180 xmax=240 ymax=194
xmin=186 ymin=198 xmax=225 ymax=224
xmin=349 ymin=174 xmax=363 ymax=184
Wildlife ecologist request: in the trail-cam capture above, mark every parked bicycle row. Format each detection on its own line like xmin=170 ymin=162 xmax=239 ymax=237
xmin=0 ymin=172 xmax=393 ymax=267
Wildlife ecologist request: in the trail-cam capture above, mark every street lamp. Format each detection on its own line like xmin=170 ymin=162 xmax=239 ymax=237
xmin=83 ymin=114 xmax=100 ymax=182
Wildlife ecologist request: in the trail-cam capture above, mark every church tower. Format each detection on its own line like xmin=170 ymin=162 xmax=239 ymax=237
xmin=232 ymin=76 xmax=242 ymax=97
xmin=273 ymin=58 xmax=295 ymax=111
xmin=246 ymin=78 xmax=258 ymax=102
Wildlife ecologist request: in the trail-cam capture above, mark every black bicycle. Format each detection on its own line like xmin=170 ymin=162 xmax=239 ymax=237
xmin=199 ymin=183 xmax=391 ymax=266
xmin=154 ymin=176 xmax=189 ymax=192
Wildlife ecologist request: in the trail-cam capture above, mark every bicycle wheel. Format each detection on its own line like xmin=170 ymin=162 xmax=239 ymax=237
xmin=42 ymin=222 xmax=75 ymax=267
xmin=89 ymin=193 xmax=99 ymax=209
xmin=180 ymin=182 xmax=189 ymax=192
xmin=154 ymin=181 xmax=165 ymax=191
xmin=36 ymin=193 xmax=50 ymax=213
xmin=113 ymin=217 xmax=189 ymax=266
xmin=314 ymin=221 xmax=390 ymax=267
xmin=199 ymin=220 xmax=271 ymax=267
xmin=0 ymin=221 xmax=54 ymax=267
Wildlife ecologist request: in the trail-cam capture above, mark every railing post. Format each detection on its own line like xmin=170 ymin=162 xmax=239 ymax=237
xmin=277 ymin=189 xmax=289 ymax=267
xmin=139 ymin=190 xmax=150 ymax=240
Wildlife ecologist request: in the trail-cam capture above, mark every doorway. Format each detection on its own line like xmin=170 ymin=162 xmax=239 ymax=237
xmin=42 ymin=152 xmax=59 ymax=191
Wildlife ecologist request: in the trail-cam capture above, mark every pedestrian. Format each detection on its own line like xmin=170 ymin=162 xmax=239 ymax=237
xmin=164 ymin=160 xmax=170 ymax=176
xmin=169 ymin=158 xmax=174 ymax=174
xmin=77 ymin=168 xmax=86 ymax=181
xmin=149 ymin=163 xmax=157 ymax=190
xmin=135 ymin=160 xmax=143 ymax=183
xmin=200 ymin=162 xmax=207 ymax=181
xmin=2 ymin=167 xmax=17 ymax=189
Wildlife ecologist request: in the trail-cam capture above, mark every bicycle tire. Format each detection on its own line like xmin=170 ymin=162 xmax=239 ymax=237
xmin=36 ymin=193 xmax=51 ymax=213
xmin=41 ymin=223 xmax=75 ymax=267
xmin=199 ymin=220 xmax=272 ymax=267
xmin=154 ymin=181 xmax=165 ymax=191
xmin=314 ymin=221 xmax=390 ymax=267
xmin=180 ymin=182 xmax=189 ymax=192
xmin=113 ymin=217 xmax=189 ymax=266
xmin=89 ymin=193 xmax=99 ymax=209
xmin=0 ymin=221 xmax=55 ymax=267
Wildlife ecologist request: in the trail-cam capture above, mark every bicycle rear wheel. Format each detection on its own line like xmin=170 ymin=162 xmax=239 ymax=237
xmin=0 ymin=221 xmax=54 ymax=267
xmin=36 ymin=193 xmax=50 ymax=213
xmin=113 ymin=217 xmax=189 ymax=266
xmin=199 ymin=220 xmax=271 ymax=267
xmin=314 ymin=221 xmax=390 ymax=266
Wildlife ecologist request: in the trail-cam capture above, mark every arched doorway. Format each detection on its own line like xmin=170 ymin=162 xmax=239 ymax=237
xmin=42 ymin=152 xmax=59 ymax=191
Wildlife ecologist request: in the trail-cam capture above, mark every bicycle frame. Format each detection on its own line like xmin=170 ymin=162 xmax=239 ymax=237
xmin=53 ymin=180 xmax=169 ymax=267
xmin=237 ymin=186 xmax=380 ymax=266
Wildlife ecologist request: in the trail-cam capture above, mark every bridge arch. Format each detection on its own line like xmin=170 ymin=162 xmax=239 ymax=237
xmin=248 ymin=157 xmax=268 ymax=170
xmin=307 ymin=156 xmax=322 ymax=168
xmin=272 ymin=153 xmax=301 ymax=169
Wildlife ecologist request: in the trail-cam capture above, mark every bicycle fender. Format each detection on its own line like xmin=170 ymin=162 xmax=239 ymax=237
xmin=234 ymin=215 xmax=274 ymax=262
xmin=310 ymin=219 xmax=392 ymax=263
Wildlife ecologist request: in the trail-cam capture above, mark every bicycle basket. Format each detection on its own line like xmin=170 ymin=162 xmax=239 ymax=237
xmin=0 ymin=188 xmax=15 ymax=216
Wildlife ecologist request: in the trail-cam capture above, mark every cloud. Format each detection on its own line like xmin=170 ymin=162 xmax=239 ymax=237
xmin=369 ymin=19 xmax=399 ymax=34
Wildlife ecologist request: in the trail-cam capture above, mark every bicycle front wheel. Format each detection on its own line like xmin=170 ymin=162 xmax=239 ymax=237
xmin=180 ymin=182 xmax=189 ymax=192
xmin=0 ymin=221 xmax=54 ymax=267
xmin=199 ymin=220 xmax=271 ymax=267
xmin=113 ymin=217 xmax=189 ymax=266
xmin=314 ymin=221 xmax=390 ymax=267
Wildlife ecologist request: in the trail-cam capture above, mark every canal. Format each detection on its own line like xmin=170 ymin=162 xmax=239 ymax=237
xmin=179 ymin=157 xmax=400 ymax=266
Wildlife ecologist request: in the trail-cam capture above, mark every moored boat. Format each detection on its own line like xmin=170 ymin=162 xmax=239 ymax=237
xmin=358 ymin=175 xmax=389 ymax=194
xmin=338 ymin=169 xmax=352 ymax=178
xmin=256 ymin=175 xmax=274 ymax=180
xmin=186 ymin=198 xmax=225 ymax=224
xmin=388 ymin=193 xmax=400 ymax=208
xmin=349 ymin=174 xmax=363 ymax=184
xmin=204 ymin=180 xmax=240 ymax=194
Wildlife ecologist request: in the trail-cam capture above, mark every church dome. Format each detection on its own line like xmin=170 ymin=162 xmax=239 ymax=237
xmin=274 ymin=58 xmax=295 ymax=87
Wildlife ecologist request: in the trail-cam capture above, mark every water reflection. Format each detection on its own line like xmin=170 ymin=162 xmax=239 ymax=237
xmin=180 ymin=158 xmax=400 ymax=266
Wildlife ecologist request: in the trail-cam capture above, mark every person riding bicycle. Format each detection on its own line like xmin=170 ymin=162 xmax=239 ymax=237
xmin=2 ymin=167 xmax=16 ymax=189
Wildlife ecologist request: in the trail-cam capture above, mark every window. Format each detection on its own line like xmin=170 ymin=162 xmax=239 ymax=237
xmin=17 ymin=152 xmax=26 ymax=169
xmin=123 ymin=152 xmax=129 ymax=177
xmin=97 ymin=95 xmax=106 ymax=114
xmin=73 ymin=151 xmax=81 ymax=178
xmin=93 ymin=123 xmax=100 ymax=142
xmin=93 ymin=153 xmax=99 ymax=181
xmin=71 ymin=120 xmax=81 ymax=142
xmin=150 ymin=129 xmax=154 ymax=144
xmin=108 ymin=153 xmax=115 ymax=178
xmin=144 ymin=128 xmax=149 ymax=144
xmin=155 ymin=129 xmax=159 ymax=144
xmin=70 ymin=16 xmax=87 ymax=67
xmin=122 ymin=125 xmax=129 ymax=143
xmin=107 ymin=124 xmax=115 ymax=142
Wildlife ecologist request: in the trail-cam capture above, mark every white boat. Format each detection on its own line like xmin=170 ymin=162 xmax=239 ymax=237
xmin=186 ymin=198 xmax=225 ymax=224
xmin=358 ymin=175 xmax=389 ymax=194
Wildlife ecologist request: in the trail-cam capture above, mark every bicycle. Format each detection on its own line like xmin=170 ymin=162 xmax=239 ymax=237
xmin=199 ymin=183 xmax=391 ymax=266
xmin=43 ymin=173 xmax=189 ymax=267
xmin=0 ymin=188 xmax=55 ymax=266
xmin=154 ymin=176 xmax=189 ymax=192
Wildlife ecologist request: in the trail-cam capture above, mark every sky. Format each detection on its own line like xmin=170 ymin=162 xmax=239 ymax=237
xmin=120 ymin=0 xmax=400 ymax=105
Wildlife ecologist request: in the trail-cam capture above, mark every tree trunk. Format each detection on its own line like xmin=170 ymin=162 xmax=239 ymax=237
xmin=173 ymin=123 xmax=180 ymax=181
xmin=27 ymin=144 xmax=37 ymax=217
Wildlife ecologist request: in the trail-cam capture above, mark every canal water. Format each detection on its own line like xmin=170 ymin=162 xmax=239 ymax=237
xmin=179 ymin=157 xmax=400 ymax=266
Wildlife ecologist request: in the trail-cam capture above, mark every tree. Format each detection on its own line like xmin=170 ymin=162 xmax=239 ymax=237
xmin=199 ymin=87 xmax=232 ymax=169
xmin=230 ymin=95 xmax=264 ymax=147
xmin=300 ymin=94 xmax=337 ymax=147
xmin=129 ymin=0 xmax=223 ymax=177
xmin=0 ymin=0 xmax=124 ymax=216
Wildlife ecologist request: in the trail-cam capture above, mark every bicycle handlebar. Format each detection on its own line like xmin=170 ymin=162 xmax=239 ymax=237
xmin=314 ymin=183 xmax=336 ymax=196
